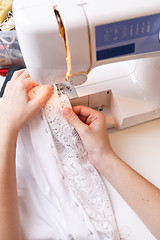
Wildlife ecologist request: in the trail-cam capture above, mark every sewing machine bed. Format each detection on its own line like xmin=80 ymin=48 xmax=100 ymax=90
xmin=0 ymin=76 xmax=158 ymax=239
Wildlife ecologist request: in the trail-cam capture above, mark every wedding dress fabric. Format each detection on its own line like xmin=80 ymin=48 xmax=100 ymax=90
xmin=16 ymin=87 xmax=120 ymax=240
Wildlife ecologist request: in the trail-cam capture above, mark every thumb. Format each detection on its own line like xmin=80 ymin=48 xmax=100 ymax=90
xmin=29 ymin=84 xmax=53 ymax=111
xmin=63 ymin=107 xmax=86 ymax=134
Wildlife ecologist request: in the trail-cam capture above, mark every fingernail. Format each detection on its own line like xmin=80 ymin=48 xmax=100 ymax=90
xmin=48 ymin=84 xmax=54 ymax=90
xmin=63 ymin=107 xmax=72 ymax=117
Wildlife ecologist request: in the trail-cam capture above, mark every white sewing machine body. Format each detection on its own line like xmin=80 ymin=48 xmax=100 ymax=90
xmin=13 ymin=0 xmax=160 ymax=129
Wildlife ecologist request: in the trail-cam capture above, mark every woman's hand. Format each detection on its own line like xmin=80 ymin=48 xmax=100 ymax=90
xmin=0 ymin=68 xmax=56 ymax=240
xmin=64 ymin=105 xmax=160 ymax=240
xmin=63 ymin=105 xmax=115 ymax=170
xmin=0 ymin=68 xmax=54 ymax=240
xmin=0 ymin=69 xmax=53 ymax=135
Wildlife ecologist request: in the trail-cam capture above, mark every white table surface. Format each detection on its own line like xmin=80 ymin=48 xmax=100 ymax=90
xmin=106 ymin=119 xmax=160 ymax=240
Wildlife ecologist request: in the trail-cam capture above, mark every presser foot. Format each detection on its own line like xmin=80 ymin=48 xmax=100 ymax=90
xmin=56 ymin=82 xmax=78 ymax=99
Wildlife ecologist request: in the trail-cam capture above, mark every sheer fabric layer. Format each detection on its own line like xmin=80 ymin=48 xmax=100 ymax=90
xmin=16 ymin=89 xmax=120 ymax=240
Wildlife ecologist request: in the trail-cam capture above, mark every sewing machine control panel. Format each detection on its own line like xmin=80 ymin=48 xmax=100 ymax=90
xmin=95 ymin=13 xmax=160 ymax=61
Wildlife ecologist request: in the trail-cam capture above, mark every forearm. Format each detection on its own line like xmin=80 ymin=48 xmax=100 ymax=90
xmin=100 ymin=153 xmax=160 ymax=239
xmin=0 ymin=128 xmax=21 ymax=240
xmin=0 ymin=69 xmax=53 ymax=240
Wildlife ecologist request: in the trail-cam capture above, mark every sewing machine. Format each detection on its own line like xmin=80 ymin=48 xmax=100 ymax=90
xmin=13 ymin=0 xmax=160 ymax=129
xmin=12 ymin=2 xmax=160 ymax=239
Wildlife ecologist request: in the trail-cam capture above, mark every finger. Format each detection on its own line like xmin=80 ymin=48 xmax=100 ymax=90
xmin=27 ymin=85 xmax=41 ymax=100
xmin=11 ymin=69 xmax=26 ymax=82
xmin=22 ymin=77 xmax=38 ymax=92
xmin=18 ymin=68 xmax=31 ymax=80
xmin=29 ymin=84 xmax=53 ymax=111
xmin=63 ymin=107 xmax=87 ymax=134
xmin=73 ymin=105 xmax=99 ymax=118
xmin=73 ymin=105 xmax=105 ymax=126
xmin=79 ymin=115 xmax=87 ymax=123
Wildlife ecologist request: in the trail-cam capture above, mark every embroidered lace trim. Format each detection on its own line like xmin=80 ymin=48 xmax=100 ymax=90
xmin=43 ymin=89 xmax=120 ymax=239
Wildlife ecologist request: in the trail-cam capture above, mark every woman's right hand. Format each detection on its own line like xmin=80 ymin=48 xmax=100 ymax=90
xmin=63 ymin=105 xmax=115 ymax=171
xmin=63 ymin=106 xmax=160 ymax=240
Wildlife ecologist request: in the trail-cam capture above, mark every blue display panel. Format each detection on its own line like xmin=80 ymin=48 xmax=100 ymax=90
xmin=95 ymin=13 xmax=160 ymax=61
xmin=97 ymin=44 xmax=135 ymax=61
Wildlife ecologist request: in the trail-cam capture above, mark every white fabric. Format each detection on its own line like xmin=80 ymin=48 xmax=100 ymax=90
xmin=16 ymin=88 xmax=120 ymax=240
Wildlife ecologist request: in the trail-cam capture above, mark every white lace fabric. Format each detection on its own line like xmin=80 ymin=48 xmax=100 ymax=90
xmin=16 ymin=88 xmax=120 ymax=240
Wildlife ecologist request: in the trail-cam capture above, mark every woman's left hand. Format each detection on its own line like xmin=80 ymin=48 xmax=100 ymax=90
xmin=0 ymin=68 xmax=53 ymax=135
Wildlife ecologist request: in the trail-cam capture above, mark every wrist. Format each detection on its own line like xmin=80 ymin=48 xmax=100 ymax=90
xmin=0 ymin=114 xmax=19 ymax=136
xmin=0 ymin=122 xmax=18 ymax=144
xmin=0 ymin=127 xmax=17 ymax=167
xmin=92 ymin=151 xmax=120 ymax=176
